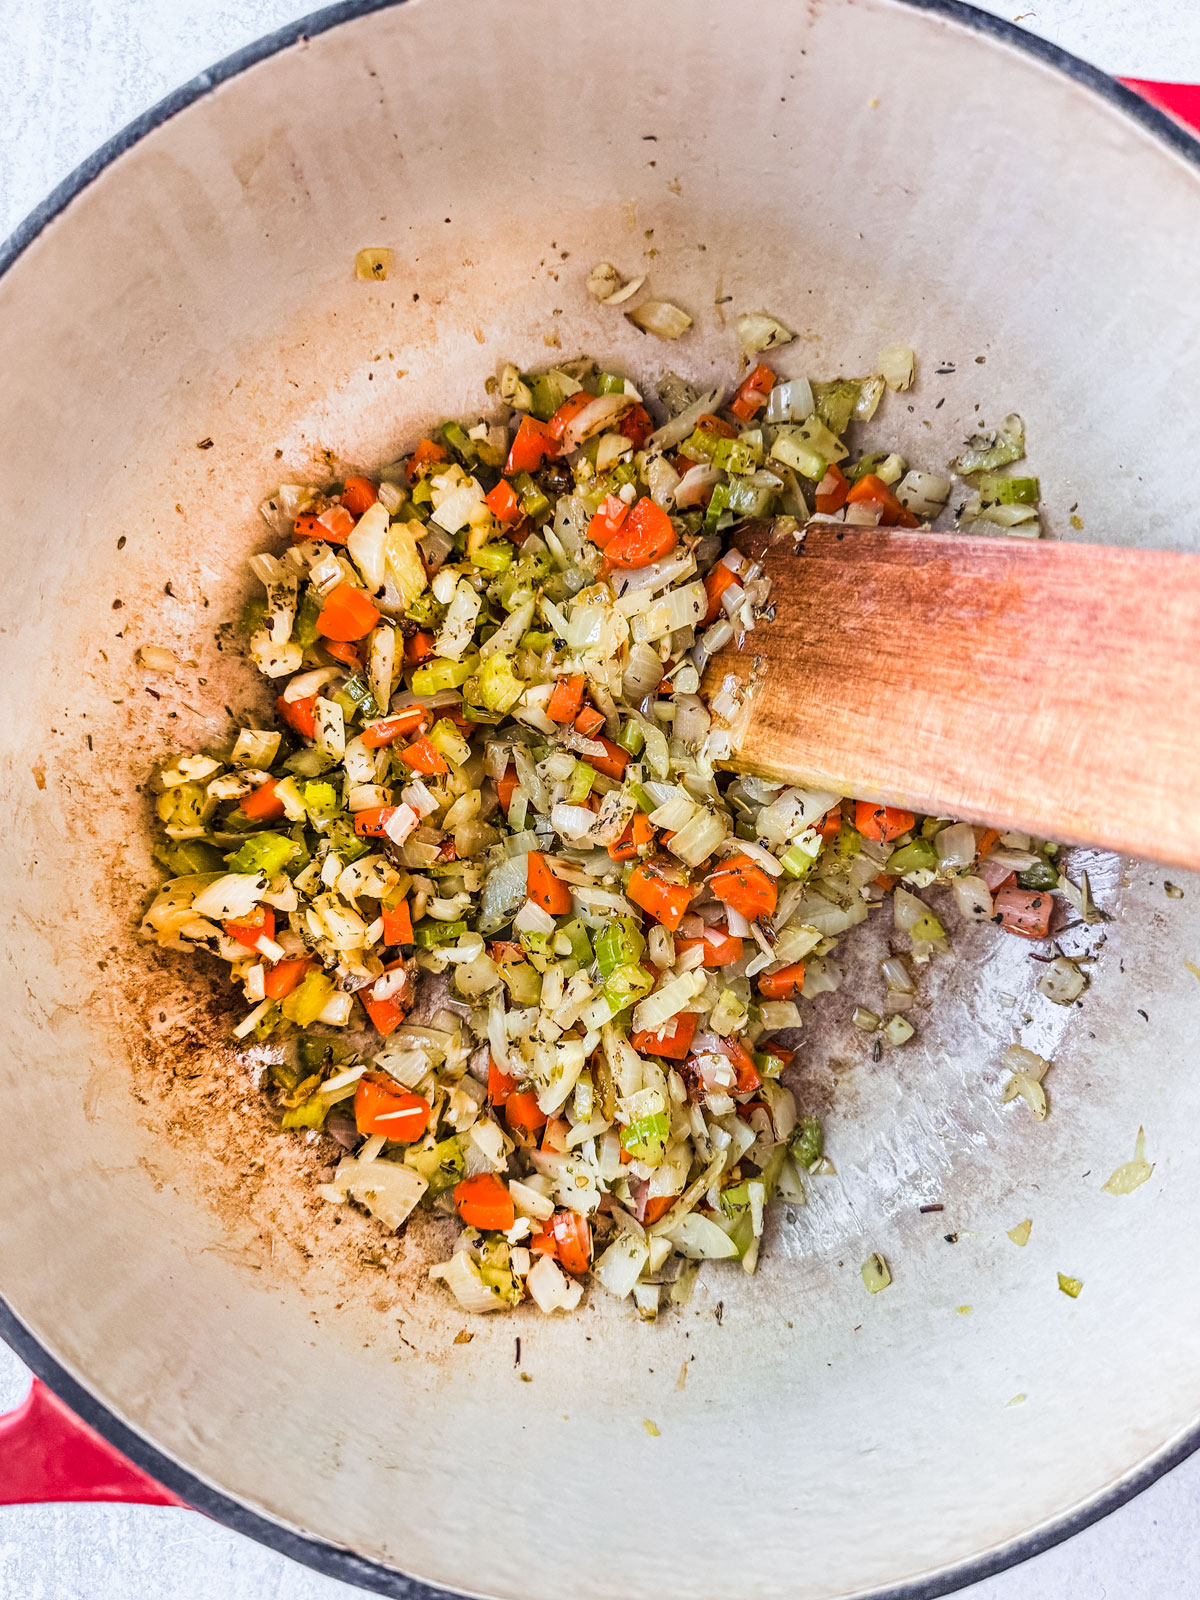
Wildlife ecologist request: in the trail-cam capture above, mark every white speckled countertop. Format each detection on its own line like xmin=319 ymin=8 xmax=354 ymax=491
xmin=2 ymin=3 xmax=1199 ymax=1596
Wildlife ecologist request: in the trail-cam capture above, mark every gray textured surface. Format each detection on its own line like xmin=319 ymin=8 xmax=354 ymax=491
xmin=2 ymin=2 xmax=1199 ymax=1597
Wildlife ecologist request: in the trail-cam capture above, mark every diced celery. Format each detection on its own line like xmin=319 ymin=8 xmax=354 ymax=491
xmin=411 ymin=653 xmax=480 ymax=694
xmin=678 ymin=428 xmax=723 ymax=464
xmin=886 ymin=838 xmax=937 ymax=876
xmin=620 ymin=1111 xmax=669 ymax=1163
xmin=558 ymin=917 xmax=594 ymax=966
xmin=302 ymin=780 xmax=340 ymax=823
xmin=227 ymin=832 xmax=298 ymax=877
xmin=501 ymin=959 xmax=542 ymax=1005
xmin=812 ymin=379 xmax=862 ymax=436
xmin=567 ymin=761 xmax=595 ymax=804
xmin=594 ymin=916 xmax=646 ymax=978
xmin=909 ymin=910 xmax=946 ymax=942
xmin=703 ymin=482 xmax=731 ymax=534
xmin=413 ymin=919 xmax=468 ymax=948
xmin=440 ymin=419 xmax=478 ymax=464
xmin=512 ymin=472 xmax=551 ymax=519
xmin=779 ymin=841 xmax=820 ymax=878
xmin=281 ymin=971 xmax=336 ymax=1026
xmin=474 ymin=652 xmax=525 ymax=715
xmin=883 ymin=1015 xmax=915 ymax=1046
xmin=158 ymin=838 xmax=225 ymax=875
xmin=1017 ymin=860 xmax=1059 ymax=890
xmin=712 ymin=437 xmax=762 ymax=474
xmin=792 ymin=1116 xmax=824 ymax=1170
xmin=600 ymin=962 xmax=655 ymax=1017
xmin=472 ymin=541 xmax=514 ymax=575
xmin=426 ymin=717 xmax=472 ymax=766
xmin=977 ymin=473 xmax=1040 ymax=506
xmin=769 ymin=433 xmax=826 ymax=480
xmin=597 ymin=372 xmax=626 ymax=395
xmin=405 ymin=591 xmax=445 ymax=628
xmin=334 ymin=675 xmax=382 ymax=723
xmin=321 ymin=816 xmax=370 ymax=864
xmin=240 ymin=594 xmax=268 ymax=637
xmin=626 ymin=780 xmax=656 ymax=814
xmin=720 ymin=1180 xmax=751 ymax=1217
xmin=291 ymin=588 xmax=321 ymax=648
xmin=406 ymin=1134 xmax=465 ymax=1195
xmin=834 ymin=823 xmax=863 ymax=859
xmin=616 ymin=720 xmax=645 ymax=756
xmin=281 ymin=1096 xmax=327 ymax=1131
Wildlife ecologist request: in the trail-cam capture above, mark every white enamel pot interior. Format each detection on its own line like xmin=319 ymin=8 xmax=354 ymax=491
xmin=2 ymin=2 xmax=1199 ymax=1597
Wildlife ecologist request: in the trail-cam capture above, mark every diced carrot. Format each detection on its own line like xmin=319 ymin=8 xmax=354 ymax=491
xmin=505 ymin=1090 xmax=547 ymax=1135
xmin=873 ymin=873 xmax=899 ymax=892
xmin=545 ymin=674 xmax=586 ymax=723
xmin=546 ymin=391 xmax=595 ymax=441
xmin=845 ymin=473 xmax=920 ymax=529
xmin=643 ymin=1194 xmax=678 ymax=1225
xmin=405 ymin=630 xmax=435 ymax=664
xmin=702 ymin=560 xmax=738 ymax=625
xmin=632 ymin=1010 xmax=697 ymax=1060
xmin=975 ymin=827 xmax=1001 ymax=859
xmin=454 ymin=1172 xmax=515 ymax=1232
xmin=316 ymin=583 xmax=380 ymax=642
xmin=496 ymin=765 xmax=519 ymax=814
xmin=397 ymin=735 xmax=449 ymax=776
xmin=574 ymin=705 xmax=606 ymax=738
xmin=382 ymin=900 xmax=413 ymax=946
xmin=977 ymin=858 xmax=1017 ymax=892
xmin=354 ymin=806 xmax=396 ymax=838
xmin=323 ymin=639 xmax=362 ymax=669
xmin=757 ymin=962 xmax=806 ymax=1000
xmin=527 ymin=850 xmax=572 ymax=915
xmin=538 ymin=1210 xmax=591 ymax=1275
xmin=587 ymin=493 xmax=630 ymax=550
xmin=488 ymin=940 xmax=524 ymax=964
xmin=277 ymin=692 xmax=317 ymax=741
xmin=718 ymin=1036 xmax=761 ymax=1094
xmin=485 ymin=480 xmax=521 ymax=523
xmin=695 ymin=413 xmax=738 ymax=440
xmin=730 ymin=363 xmax=775 ymax=422
xmin=239 ymin=777 xmax=286 ymax=823
xmin=815 ymin=463 xmax=849 ymax=514
xmin=340 ymin=476 xmax=378 ymax=515
xmin=585 ymin=736 xmax=630 ymax=781
xmin=994 ymin=886 xmax=1054 ymax=938
xmin=674 ymin=924 xmax=744 ymax=966
xmin=627 ymin=861 xmax=693 ymax=931
xmin=708 ymin=854 xmax=778 ymax=921
xmin=608 ymin=811 xmax=655 ymax=862
xmin=854 ymin=800 xmax=916 ymax=843
xmin=405 ymin=439 xmax=447 ymax=484
xmin=293 ymin=505 xmax=355 ymax=545
xmin=819 ymin=803 xmax=843 ymax=841
xmin=487 ymin=1057 xmax=516 ymax=1106
xmin=505 ymin=415 xmax=558 ymax=476
xmin=621 ymin=404 xmax=654 ymax=450
xmin=223 ymin=906 xmax=275 ymax=950
xmin=361 ymin=708 xmax=427 ymax=748
xmin=263 ymin=956 xmax=312 ymax=1001
xmin=602 ymin=496 xmax=677 ymax=572
xmin=354 ymin=1074 xmax=428 ymax=1137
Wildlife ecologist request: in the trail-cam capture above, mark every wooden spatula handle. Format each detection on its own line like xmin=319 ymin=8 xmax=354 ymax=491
xmin=704 ymin=527 xmax=1200 ymax=869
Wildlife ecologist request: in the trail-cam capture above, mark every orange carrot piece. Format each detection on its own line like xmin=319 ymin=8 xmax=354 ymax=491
xmin=397 ymin=735 xmax=449 ymax=776
xmin=526 ymin=850 xmax=572 ymax=915
xmin=707 ymin=854 xmax=778 ymax=921
xmin=453 ymin=1172 xmax=515 ymax=1232
xmin=545 ymin=674 xmax=586 ymax=722
xmin=238 ymin=778 xmax=286 ymax=823
xmin=632 ymin=1010 xmax=697 ymax=1060
xmin=382 ymin=901 xmax=413 ymax=946
xmin=854 ymin=801 xmax=916 ymax=843
xmin=627 ymin=861 xmax=693 ymax=931
xmin=316 ymin=583 xmax=380 ymax=642
xmin=602 ymin=496 xmax=676 ymax=572
xmin=702 ymin=561 xmax=738 ymax=625
xmin=757 ymin=962 xmax=806 ymax=1000
xmin=340 ymin=476 xmax=378 ymax=515
xmin=354 ymin=1075 xmax=429 ymax=1137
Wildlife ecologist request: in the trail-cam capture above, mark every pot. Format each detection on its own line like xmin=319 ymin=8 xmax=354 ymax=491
xmin=1 ymin=4 xmax=1199 ymax=1597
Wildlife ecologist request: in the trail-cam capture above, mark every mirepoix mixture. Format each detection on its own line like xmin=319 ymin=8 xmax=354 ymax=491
xmin=142 ymin=338 xmax=1075 ymax=1317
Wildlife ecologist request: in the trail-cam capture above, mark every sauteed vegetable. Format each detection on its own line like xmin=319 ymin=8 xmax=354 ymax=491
xmin=143 ymin=351 xmax=1066 ymax=1317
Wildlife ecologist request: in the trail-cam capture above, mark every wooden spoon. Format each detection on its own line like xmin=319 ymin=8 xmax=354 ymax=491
xmin=702 ymin=525 xmax=1200 ymax=870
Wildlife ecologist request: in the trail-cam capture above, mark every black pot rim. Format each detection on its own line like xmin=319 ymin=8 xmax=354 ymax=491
xmin=1 ymin=2 xmax=1197 ymax=1595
